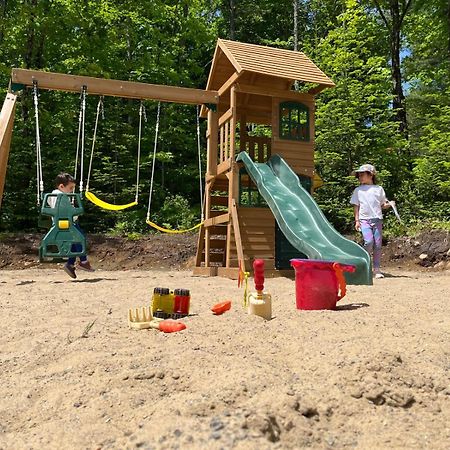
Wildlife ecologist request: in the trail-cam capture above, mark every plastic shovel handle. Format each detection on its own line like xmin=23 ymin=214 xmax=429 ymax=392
xmin=253 ymin=259 xmax=265 ymax=292
xmin=333 ymin=263 xmax=347 ymax=301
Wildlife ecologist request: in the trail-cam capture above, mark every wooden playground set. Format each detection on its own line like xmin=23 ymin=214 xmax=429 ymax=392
xmin=0 ymin=39 xmax=336 ymax=279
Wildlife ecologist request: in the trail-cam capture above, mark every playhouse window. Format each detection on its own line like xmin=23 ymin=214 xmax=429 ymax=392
xmin=279 ymin=102 xmax=309 ymax=141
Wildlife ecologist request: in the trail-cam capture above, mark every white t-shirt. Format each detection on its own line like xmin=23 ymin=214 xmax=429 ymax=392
xmin=48 ymin=189 xmax=65 ymax=208
xmin=48 ymin=189 xmax=78 ymax=220
xmin=350 ymin=184 xmax=387 ymax=220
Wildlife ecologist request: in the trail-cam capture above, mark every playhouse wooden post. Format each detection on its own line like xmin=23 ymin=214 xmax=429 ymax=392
xmin=204 ymin=108 xmax=218 ymax=267
xmin=225 ymin=86 xmax=237 ymax=267
xmin=0 ymin=93 xmax=17 ymax=210
xmin=206 ymin=109 xmax=218 ymax=177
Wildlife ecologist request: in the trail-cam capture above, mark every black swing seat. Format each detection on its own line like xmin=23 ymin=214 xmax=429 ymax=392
xmin=39 ymin=193 xmax=86 ymax=263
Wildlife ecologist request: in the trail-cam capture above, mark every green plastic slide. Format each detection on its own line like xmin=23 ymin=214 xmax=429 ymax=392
xmin=236 ymin=151 xmax=372 ymax=285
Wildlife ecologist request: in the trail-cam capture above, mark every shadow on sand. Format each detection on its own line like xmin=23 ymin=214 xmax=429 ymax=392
xmin=335 ymin=302 xmax=370 ymax=311
xmin=377 ymin=272 xmax=413 ymax=279
xmin=51 ymin=278 xmax=118 ymax=284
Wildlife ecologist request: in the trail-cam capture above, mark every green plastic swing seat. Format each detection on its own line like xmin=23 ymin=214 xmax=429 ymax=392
xmin=39 ymin=193 xmax=86 ymax=262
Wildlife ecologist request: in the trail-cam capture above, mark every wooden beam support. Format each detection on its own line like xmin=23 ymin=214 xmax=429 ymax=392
xmin=226 ymin=86 xmax=238 ymax=268
xmin=206 ymin=109 xmax=218 ymax=177
xmin=217 ymin=267 xmax=240 ymax=279
xmin=217 ymin=159 xmax=232 ymax=176
xmin=235 ymin=82 xmax=314 ymax=103
xmin=204 ymin=182 xmax=212 ymax=267
xmin=242 ymin=73 xmax=257 ymax=107
xmin=230 ymin=200 xmax=245 ymax=267
xmin=0 ymin=93 xmax=17 ymax=209
xmin=219 ymin=108 xmax=233 ymax=127
xmin=195 ymin=225 xmax=206 ymax=267
xmin=11 ymin=69 xmax=219 ymax=105
xmin=203 ymin=213 xmax=230 ymax=228
xmin=192 ymin=266 xmax=218 ymax=277
xmin=218 ymin=72 xmax=240 ymax=97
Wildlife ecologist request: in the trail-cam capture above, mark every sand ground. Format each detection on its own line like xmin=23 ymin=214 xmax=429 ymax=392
xmin=0 ymin=267 xmax=449 ymax=449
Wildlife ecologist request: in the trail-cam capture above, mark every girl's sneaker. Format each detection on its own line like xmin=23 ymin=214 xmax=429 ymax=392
xmin=78 ymin=261 xmax=95 ymax=272
xmin=374 ymin=270 xmax=384 ymax=279
xmin=63 ymin=263 xmax=77 ymax=279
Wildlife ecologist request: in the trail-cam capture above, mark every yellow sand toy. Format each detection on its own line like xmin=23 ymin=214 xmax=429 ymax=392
xmin=128 ymin=306 xmax=186 ymax=333
xmin=247 ymin=259 xmax=272 ymax=320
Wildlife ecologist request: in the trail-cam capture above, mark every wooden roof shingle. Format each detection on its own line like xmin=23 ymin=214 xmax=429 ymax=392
xmin=206 ymin=39 xmax=335 ymax=92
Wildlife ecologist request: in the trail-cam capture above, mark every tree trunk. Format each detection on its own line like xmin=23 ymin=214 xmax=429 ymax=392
xmin=374 ymin=0 xmax=412 ymax=139
xmin=293 ymin=0 xmax=299 ymax=90
xmin=0 ymin=0 xmax=8 ymax=44
xmin=24 ymin=0 xmax=38 ymax=69
xmin=447 ymin=0 xmax=450 ymax=55
xmin=390 ymin=1 xmax=407 ymax=136
xmin=293 ymin=0 xmax=298 ymax=51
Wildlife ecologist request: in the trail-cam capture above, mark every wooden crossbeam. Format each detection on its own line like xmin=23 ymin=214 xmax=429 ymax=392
xmin=230 ymin=199 xmax=245 ymax=268
xmin=203 ymin=213 xmax=230 ymax=227
xmin=235 ymin=82 xmax=314 ymax=103
xmin=11 ymin=69 xmax=219 ymax=105
xmin=218 ymin=72 xmax=240 ymax=97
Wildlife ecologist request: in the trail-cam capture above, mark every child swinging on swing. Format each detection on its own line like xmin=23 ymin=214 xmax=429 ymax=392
xmin=50 ymin=173 xmax=95 ymax=279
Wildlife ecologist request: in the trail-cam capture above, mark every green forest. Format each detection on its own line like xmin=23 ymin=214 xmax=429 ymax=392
xmin=0 ymin=0 xmax=449 ymax=236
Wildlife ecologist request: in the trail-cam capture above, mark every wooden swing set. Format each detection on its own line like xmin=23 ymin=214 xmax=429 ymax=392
xmin=0 ymin=39 xmax=334 ymax=277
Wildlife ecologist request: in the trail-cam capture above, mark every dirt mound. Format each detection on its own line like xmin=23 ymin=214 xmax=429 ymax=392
xmin=0 ymin=233 xmax=198 ymax=270
xmin=0 ymin=229 xmax=448 ymax=271
xmin=383 ymin=229 xmax=450 ymax=270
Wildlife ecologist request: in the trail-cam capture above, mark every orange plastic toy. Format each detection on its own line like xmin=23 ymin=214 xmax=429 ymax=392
xmin=211 ymin=300 xmax=232 ymax=315
xmin=157 ymin=319 xmax=186 ymax=333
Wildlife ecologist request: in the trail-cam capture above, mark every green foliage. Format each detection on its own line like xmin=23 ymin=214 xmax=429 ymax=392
xmin=0 ymin=0 xmax=449 ymax=237
xmin=402 ymin=0 xmax=450 ymax=222
xmin=311 ymin=2 xmax=407 ymax=230
xmin=152 ymin=194 xmax=199 ymax=231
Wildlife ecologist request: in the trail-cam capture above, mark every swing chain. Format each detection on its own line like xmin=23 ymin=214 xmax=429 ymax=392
xmin=85 ymin=96 xmax=103 ymax=193
xmin=146 ymin=102 xmax=161 ymax=222
xmin=146 ymin=103 xmax=205 ymax=233
xmin=135 ymin=100 xmax=146 ymax=203
xmin=140 ymin=101 xmax=147 ymax=122
xmin=78 ymin=86 xmax=87 ymax=194
xmin=33 ymin=80 xmax=44 ymax=205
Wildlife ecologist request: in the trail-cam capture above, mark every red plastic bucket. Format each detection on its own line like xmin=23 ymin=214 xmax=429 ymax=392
xmin=290 ymin=259 xmax=356 ymax=310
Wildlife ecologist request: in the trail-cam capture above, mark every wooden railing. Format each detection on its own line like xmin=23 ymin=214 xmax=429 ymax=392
xmin=218 ymin=108 xmax=233 ymax=164
xmin=240 ymin=135 xmax=271 ymax=162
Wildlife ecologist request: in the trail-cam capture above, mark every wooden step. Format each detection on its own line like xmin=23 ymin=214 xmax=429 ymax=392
xmin=211 ymin=179 xmax=229 ymax=192
xmin=210 ymin=209 xmax=227 ymax=217
xmin=207 ymin=253 xmax=226 ymax=263
xmin=205 ymin=239 xmax=226 ymax=250
xmin=207 ymin=225 xmax=228 ymax=236
xmin=229 ymin=258 xmax=275 ymax=270
xmin=210 ymin=195 xmax=228 ymax=207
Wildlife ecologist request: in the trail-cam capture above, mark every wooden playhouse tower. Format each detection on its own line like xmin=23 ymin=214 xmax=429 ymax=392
xmin=194 ymin=39 xmax=335 ymax=278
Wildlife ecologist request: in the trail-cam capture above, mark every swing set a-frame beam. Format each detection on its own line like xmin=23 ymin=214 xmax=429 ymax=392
xmin=0 ymin=68 xmax=219 ymax=210
xmin=11 ymin=69 xmax=219 ymax=104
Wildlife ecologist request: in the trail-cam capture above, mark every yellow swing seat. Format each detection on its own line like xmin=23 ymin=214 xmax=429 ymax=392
xmin=85 ymin=190 xmax=137 ymax=211
xmin=146 ymin=219 xmax=203 ymax=234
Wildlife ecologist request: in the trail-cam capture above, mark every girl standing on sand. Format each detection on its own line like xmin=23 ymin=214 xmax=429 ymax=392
xmin=350 ymin=164 xmax=392 ymax=279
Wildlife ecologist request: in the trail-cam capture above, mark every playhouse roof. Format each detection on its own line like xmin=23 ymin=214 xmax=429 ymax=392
xmin=206 ymin=39 xmax=335 ymax=93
